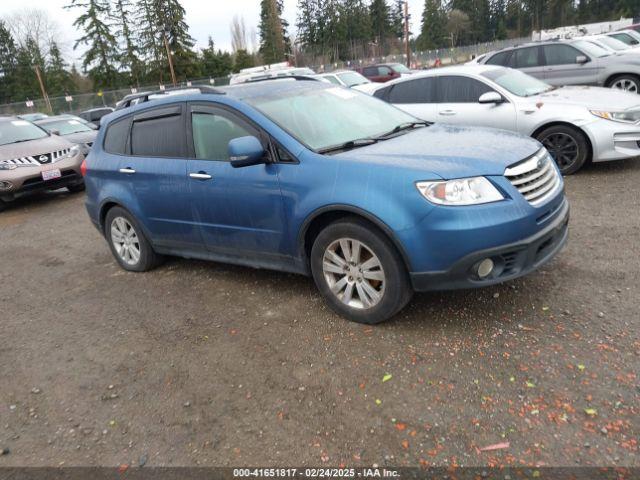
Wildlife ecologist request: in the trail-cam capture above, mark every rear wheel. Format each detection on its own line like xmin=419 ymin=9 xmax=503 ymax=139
xmin=536 ymin=125 xmax=589 ymax=175
xmin=310 ymin=217 xmax=412 ymax=324
xmin=608 ymin=74 xmax=640 ymax=93
xmin=105 ymin=206 xmax=163 ymax=272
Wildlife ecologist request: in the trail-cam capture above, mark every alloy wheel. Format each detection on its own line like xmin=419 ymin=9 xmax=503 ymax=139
xmin=322 ymin=238 xmax=385 ymax=310
xmin=612 ymin=78 xmax=638 ymax=93
xmin=110 ymin=216 xmax=141 ymax=266
xmin=541 ymin=133 xmax=579 ymax=171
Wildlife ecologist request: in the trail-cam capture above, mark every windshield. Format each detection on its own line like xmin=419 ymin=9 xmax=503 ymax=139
xmin=390 ymin=63 xmax=412 ymax=74
xmin=337 ymin=71 xmax=370 ymax=86
xmin=0 ymin=119 xmax=49 ymax=146
xmin=38 ymin=119 xmax=93 ymax=135
xmin=595 ymin=36 xmax=629 ymax=51
xmin=572 ymin=40 xmax=610 ymax=57
xmin=623 ymin=30 xmax=640 ymax=42
xmin=482 ymin=68 xmax=553 ymax=97
xmin=247 ymin=86 xmax=417 ymax=151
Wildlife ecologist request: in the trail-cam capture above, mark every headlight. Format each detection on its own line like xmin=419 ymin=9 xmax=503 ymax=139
xmin=0 ymin=163 xmax=18 ymax=170
xmin=590 ymin=109 xmax=640 ymax=123
xmin=66 ymin=145 xmax=81 ymax=157
xmin=416 ymin=177 xmax=504 ymax=206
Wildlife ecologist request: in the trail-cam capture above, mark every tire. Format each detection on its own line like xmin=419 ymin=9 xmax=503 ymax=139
xmin=536 ymin=125 xmax=589 ymax=175
xmin=608 ymin=74 xmax=640 ymax=94
xmin=104 ymin=206 xmax=163 ymax=272
xmin=67 ymin=182 xmax=86 ymax=193
xmin=310 ymin=217 xmax=413 ymax=324
xmin=0 ymin=199 xmax=6 ymax=213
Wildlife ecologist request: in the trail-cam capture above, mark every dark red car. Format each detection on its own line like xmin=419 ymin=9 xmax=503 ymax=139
xmin=355 ymin=63 xmax=412 ymax=83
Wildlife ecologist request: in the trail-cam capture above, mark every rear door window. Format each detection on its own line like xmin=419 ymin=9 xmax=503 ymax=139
xmin=387 ymin=77 xmax=436 ymax=103
xmin=130 ymin=105 xmax=186 ymax=158
xmin=486 ymin=50 xmax=511 ymax=66
xmin=510 ymin=47 xmax=541 ymax=68
xmin=363 ymin=67 xmax=377 ymax=77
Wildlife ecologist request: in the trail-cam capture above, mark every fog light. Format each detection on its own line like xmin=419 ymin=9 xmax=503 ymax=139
xmin=0 ymin=181 xmax=13 ymax=191
xmin=476 ymin=258 xmax=494 ymax=278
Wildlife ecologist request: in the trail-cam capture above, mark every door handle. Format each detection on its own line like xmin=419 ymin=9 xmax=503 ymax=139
xmin=119 ymin=168 xmax=136 ymax=174
xmin=189 ymin=172 xmax=213 ymax=180
xmin=439 ymin=110 xmax=456 ymax=116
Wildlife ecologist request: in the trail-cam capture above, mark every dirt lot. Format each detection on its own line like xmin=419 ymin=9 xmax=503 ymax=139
xmin=0 ymin=160 xmax=638 ymax=468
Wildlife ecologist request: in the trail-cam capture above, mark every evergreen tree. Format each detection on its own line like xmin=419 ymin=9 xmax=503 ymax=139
xmin=112 ymin=0 xmax=142 ymax=86
xmin=66 ymin=0 xmax=119 ymax=89
xmin=370 ymin=0 xmax=393 ymax=51
xmin=391 ymin=0 xmax=405 ymax=40
xmin=0 ymin=20 xmax=18 ymax=104
xmin=259 ymin=0 xmax=288 ymax=63
xmin=46 ymin=42 xmax=75 ymax=95
xmin=201 ymin=37 xmax=233 ymax=78
xmin=233 ymin=49 xmax=254 ymax=72
xmin=417 ymin=0 xmax=447 ymax=49
xmin=13 ymin=38 xmax=46 ymax=101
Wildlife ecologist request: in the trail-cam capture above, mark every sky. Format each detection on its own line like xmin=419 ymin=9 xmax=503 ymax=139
xmin=0 ymin=0 xmax=425 ymax=62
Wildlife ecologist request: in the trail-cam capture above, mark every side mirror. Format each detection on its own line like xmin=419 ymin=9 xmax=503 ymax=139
xmin=479 ymin=91 xmax=504 ymax=104
xmin=228 ymin=136 xmax=267 ymax=168
xmin=49 ymin=129 xmax=60 ymax=136
xmin=576 ymin=55 xmax=589 ymax=64
xmin=88 ymin=123 xmax=98 ymax=130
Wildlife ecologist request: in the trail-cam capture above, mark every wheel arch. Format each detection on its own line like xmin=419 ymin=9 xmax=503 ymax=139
xmin=604 ymin=72 xmax=640 ymax=88
xmin=531 ymin=121 xmax=593 ymax=162
xmin=298 ymin=205 xmax=413 ymax=274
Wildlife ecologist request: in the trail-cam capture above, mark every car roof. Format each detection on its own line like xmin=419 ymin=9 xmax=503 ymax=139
xmin=34 ymin=115 xmax=81 ymax=124
xmin=0 ymin=116 xmax=21 ymax=123
xmin=381 ymin=64 xmax=506 ymax=84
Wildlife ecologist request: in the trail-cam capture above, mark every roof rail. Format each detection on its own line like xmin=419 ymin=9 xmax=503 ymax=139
xmin=241 ymin=75 xmax=320 ymax=84
xmin=115 ymin=85 xmax=225 ymax=110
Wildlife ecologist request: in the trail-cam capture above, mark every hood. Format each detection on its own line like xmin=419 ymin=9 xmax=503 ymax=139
xmin=334 ymin=123 xmax=541 ymax=178
xmin=533 ymin=85 xmax=640 ymax=111
xmin=0 ymin=134 xmax=74 ymax=161
xmin=63 ymin=130 xmax=98 ymax=145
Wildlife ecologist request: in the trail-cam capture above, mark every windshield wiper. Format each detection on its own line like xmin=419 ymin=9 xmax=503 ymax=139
xmin=318 ymin=138 xmax=379 ymax=154
xmin=373 ymin=121 xmax=430 ymax=140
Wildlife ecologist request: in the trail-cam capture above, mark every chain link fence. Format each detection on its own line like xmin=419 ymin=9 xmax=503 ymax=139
xmin=0 ymin=37 xmax=529 ymax=117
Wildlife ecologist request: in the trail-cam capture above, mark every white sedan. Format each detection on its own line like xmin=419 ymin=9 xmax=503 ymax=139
xmin=370 ymin=65 xmax=640 ymax=174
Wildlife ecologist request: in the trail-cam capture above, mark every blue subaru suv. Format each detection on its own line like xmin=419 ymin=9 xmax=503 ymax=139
xmin=84 ymin=80 xmax=569 ymax=324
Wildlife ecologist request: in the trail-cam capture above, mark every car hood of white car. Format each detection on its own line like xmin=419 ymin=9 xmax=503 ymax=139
xmin=530 ymin=85 xmax=640 ymax=111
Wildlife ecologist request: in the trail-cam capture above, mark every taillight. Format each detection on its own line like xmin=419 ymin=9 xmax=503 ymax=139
xmin=80 ymin=158 xmax=87 ymax=177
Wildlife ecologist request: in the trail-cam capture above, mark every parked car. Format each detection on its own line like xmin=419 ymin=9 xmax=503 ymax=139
xmin=18 ymin=113 xmax=49 ymax=122
xmin=478 ymin=39 xmax=640 ymax=93
xmin=606 ymin=29 xmax=640 ymax=46
xmin=35 ymin=115 xmax=98 ymax=155
xmin=370 ymin=65 xmax=640 ymax=174
xmin=0 ymin=117 xmax=85 ymax=211
xmin=580 ymin=35 xmax=638 ymax=54
xmin=230 ymin=62 xmax=316 ymax=85
xmin=319 ymin=70 xmax=371 ymax=88
xmin=79 ymin=107 xmax=114 ymax=127
xmin=356 ymin=63 xmax=413 ymax=82
xmin=84 ymin=82 xmax=568 ymax=324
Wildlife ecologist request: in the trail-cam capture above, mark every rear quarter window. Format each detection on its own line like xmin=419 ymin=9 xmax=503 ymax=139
xmin=103 ymin=117 xmax=132 ymax=155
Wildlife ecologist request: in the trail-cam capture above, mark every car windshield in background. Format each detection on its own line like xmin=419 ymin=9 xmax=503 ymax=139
xmin=482 ymin=69 xmax=553 ymax=97
xmin=572 ymin=40 xmax=610 ymax=57
xmin=39 ymin=119 xmax=93 ymax=135
xmin=390 ymin=63 xmax=412 ymax=73
xmin=0 ymin=120 xmax=49 ymax=146
xmin=337 ymin=71 xmax=369 ymax=86
xmin=596 ymin=36 xmax=629 ymax=51
xmin=247 ymin=86 xmax=417 ymax=151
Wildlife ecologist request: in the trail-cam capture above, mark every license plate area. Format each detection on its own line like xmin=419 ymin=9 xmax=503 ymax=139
xmin=42 ymin=169 xmax=62 ymax=181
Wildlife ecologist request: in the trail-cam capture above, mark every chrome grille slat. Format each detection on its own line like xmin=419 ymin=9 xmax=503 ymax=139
xmin=1 ymin=149 xmax=70 ymax=167
xmin=505 ymin=150 xmax=560 ymax=206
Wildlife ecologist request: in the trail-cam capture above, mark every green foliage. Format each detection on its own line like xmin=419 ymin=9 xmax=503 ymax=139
xmin=46 ymin=42 xmax=75 ymax=95
xmin=201 ymin=37 xmax=233 ymax=78
xmin=233 ymin=49 xmax=255 ymax=72
xmin=0 ymin=20 xmax=18 ymax=103
xmin=417 ymin=0 xmax=447 ymax=49
xmin=259 ymin=0 xmax=289 ymax=64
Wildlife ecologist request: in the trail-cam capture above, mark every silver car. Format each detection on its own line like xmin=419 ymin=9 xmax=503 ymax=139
xmin=370 ymin=65 xmax=640 ymax=174
xmin=477 ymin=39 xmax=640 ymax=93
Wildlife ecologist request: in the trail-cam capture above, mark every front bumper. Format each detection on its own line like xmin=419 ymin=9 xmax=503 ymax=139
xmin=0 ymin=153 xmax=84 ymax=201
xmin=410 ymin=198 xmax=569 ymax=291
xmin=584 ymin=119 xmax=640 ymax=162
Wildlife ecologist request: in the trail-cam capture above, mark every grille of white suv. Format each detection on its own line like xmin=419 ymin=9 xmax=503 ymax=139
xmin=504 ymin=150 xmax=561 ymax=206
xmin=0 ymin=148 xmax=72 ymax=167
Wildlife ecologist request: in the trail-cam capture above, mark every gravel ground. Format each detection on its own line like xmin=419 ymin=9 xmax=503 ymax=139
xmin=0 ymin=159 xmax=638 ymax=468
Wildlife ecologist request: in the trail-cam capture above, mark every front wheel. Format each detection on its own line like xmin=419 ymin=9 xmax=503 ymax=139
xmin=536 ymin=125 xmax=589 ymax=175
xmin=310 ymin=217 xmax=412 ymax=324
xmin=105 ymin=206 xmax=163 ymax=272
